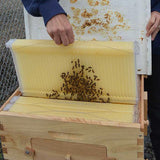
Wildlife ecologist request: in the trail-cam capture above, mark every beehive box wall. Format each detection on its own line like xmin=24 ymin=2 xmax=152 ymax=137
xmin=0 ymin=112 xmax=143 ymax=160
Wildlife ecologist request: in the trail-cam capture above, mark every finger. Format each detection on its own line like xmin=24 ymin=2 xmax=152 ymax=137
xmin=60 ymin=29 xmax=70 ymax=46
xmin=66 ymin=27 xmax=75 ymax=44
xmin=47 ymin=29 xmax=55 ymax=40
xmin=147 ymin=18 xmax=160 ymax=37
xmin=146 ymin=16 xmax=156 ymax=34
xmin=53 ymin=32 xmax=62 ymax=45
xmin=48 ymin=32 xmax=54 ymax=40
xmin=151 ymin=27 xmax=160 ymax=41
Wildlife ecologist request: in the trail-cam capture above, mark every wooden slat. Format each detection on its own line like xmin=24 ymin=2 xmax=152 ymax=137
xmin=140 ymin=75 xmax=144 ymax=132
xmin=31 ymin=138 xmax=107 ymax=160
xmin=0 ymin=111 xmax=140 ymax=129
xmin=144 ymin=92 xmax=148 ymax=136
xmin=0 ymin=88 xmax=21 ymax=112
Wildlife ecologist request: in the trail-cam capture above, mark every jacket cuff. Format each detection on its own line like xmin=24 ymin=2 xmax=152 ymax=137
xmin=151 ymin=3 xmax=160 ymax=13
xmin=39 ymin=0 xmax=67 ymax=26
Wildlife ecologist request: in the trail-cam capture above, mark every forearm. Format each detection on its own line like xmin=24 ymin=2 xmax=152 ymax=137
xmin=21 ymin=0 xmax=67 ymax=25
xmin=152 ymin=2 xmax=160 ymax=13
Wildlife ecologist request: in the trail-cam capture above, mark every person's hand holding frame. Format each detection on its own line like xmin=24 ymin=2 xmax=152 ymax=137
xmin=146 ymin=11 xmax=160 ymax=40
xmin=46 ymin=14 xmax=74 ymax=46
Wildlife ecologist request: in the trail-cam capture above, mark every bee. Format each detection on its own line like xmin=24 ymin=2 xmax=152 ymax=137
xmin=51 ymin=93 xmax=56 ymax=96
xmin=72 ymin=66 xmax=74 ymax=70
xmin=99 ymin=98 xmax=104 ymax=103
xmin=92 ymin=70 xmax=95 ymax=73
xmin=107 ymin=93 xmax=110 ymax=96
xmin=97 ymin=79 xmax=100 ymax=81
xmin=78 ymin=59 xmax=80 ymax=63
xmin=71 ymin=61 xmax=73 ymax=63
xmin=107 ymin=97 xmax=110 ymax=103
xmin=94 ymin=75 xmax=97 ymax=80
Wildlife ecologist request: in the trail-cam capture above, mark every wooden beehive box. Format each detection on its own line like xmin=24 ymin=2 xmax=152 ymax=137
xmin=0 ymin=87 xmax=145 ymax=160
xmin=0 ymin=40 xmax=147 ymax=160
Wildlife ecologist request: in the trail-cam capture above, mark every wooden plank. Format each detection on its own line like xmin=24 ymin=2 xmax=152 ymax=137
xmin=31 ymin=138 xmax=108 ymax=160
xmin=140 ymin=75 xmax=144 ymax=132
xmin=0 ymin=113 xmax=143 ymax=160
xmin=144 ymin=92 xmax=148 ymax=136
xmin=0 ymin=88 xmax=21 ymax=112
xmin=0 ymin=111 xmax=140 ymax=129
xmin=9 ymin=96 xmax=135 ymax=123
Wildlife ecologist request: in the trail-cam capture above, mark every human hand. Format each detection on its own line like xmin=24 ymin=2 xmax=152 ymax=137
xmin=146 ymin=11 xmax=160 ymax=41
xmin=46 ymin=14 xmax=74 ymax=46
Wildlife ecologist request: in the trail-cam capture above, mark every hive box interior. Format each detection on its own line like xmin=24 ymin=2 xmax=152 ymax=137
xmin=2 ymin=40 xmax=140 ymax=124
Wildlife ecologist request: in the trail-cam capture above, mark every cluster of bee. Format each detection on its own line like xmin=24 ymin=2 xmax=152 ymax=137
xmin=46 ymin=59 xmax=110 ymax=103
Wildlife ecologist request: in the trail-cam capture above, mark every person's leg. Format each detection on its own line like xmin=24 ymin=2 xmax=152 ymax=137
xmin=147 ymin=54 xmax=160 ymax=159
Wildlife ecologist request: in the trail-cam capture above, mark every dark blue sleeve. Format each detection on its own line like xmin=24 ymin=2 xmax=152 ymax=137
xmin=22 ymin=0 xmax=67 ymax=25
xmin=152 ymin=1 xmax=160 ymax=13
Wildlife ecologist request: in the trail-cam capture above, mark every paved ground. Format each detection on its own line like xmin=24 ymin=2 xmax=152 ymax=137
xmin=0 ymin=0 xmax=156 ymax=159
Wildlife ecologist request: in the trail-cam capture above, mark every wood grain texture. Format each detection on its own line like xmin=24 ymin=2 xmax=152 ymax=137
xmin=31 ymin=138 xmax=108 ymax=160
xmin=144 ymin=92 xmax=148 ymax=136
xmin=0 ymin=111 xmax=140 ymax=129
xmin=9 ymin=96 xmax=135 ymax=123
xmin=0 ymin=112 xmax=143 ymax=160
xmin=140 ymin=75 xmax=144 ymax=132
xmin=0 ymin=88 xmax=21 ymax=111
